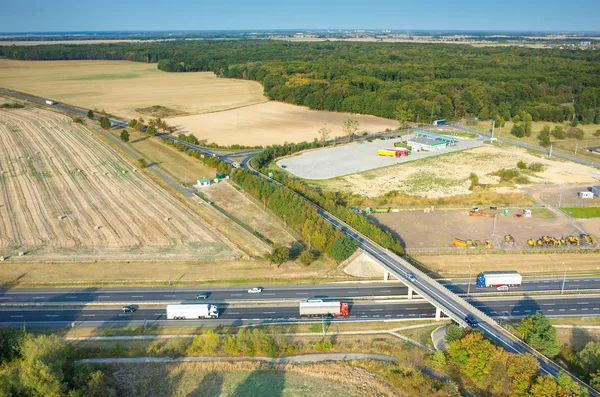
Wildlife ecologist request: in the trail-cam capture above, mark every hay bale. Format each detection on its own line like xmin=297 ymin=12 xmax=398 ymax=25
xmin=58 ymin=215 xmax=66 ymax=220
xmin=0 ymin=256 xmax=4 ymax=262
xmin=95 ymin=226 xmax=102 ymax=230
xmin=122 ymin=170 xmax=127 ymax=174
xmin=164 ymin=217 xmax=172 ymax=221
xmin=18 ymin=251 xmax=24 ymax=257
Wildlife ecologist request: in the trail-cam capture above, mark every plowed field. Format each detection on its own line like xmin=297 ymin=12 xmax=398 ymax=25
xmin=0 ymin=107 xmax=234 ymax=261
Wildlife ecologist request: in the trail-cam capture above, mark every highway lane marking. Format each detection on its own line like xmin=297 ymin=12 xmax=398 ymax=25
xmin=509 ymin=304 xmax=521 ymax=307
xmin=98 ymin=296 xmax=110 ymax=298
xmin=548 ymin=309 xmax=554 ymax=312
xmin=82 ymin=314 xmax=95 ymax=317
xmin=242 ymin=318 xmax=248 ymax=320
xmin=513 ymin=311 xmax=520 ymax=313
xmin=361 ymin=316 xmax=368 ymax=318
xmin=253 ymin=318 xmax=260 ymax=320
xmin=594 ymin=308 xmax=599 ymax=310
xmin=46 ymin=315 xmax=59 ymax=317
xmin=65 ymin=296 xmax=78 ymax=299
xmin=263 ymin=312 xmax=276 ymax=314
xmin=380 ymin=290 xmax=392 ymax=292
xmin=32 ymin=297 xmax=44 ymax=299
xmin=295 ymin=293 xmax=309 ymax=295
xmin=263 ymin=293 xmax=276 ymax=296
xmin=370 ymin=309 xmax=383 ymax=311
xmin=525 ymin=310 xmax=531 ymax=313
xmin=131 ymin=296 xmax=144 ymax=298
xmin=396 ymin=314 xmax=403 ymax=316
xmin=409 ymin=314 xmax=415 ymax=316
xmin=373 ymin=315 xmax=380 ymax=318
xmin=542 ymin=303 xmax=555 ymax=306
xmin=163 ymin=295 xmax=175 ymax=297
xmin=570 ymin=309 xmax=577 ymax=311
xmin=10 ymin=315 xmax=23 ymax=318
xmin=559 ymin=309 xmax=565 ymax=311
xmin=582 ymin=309 xmax=588 ymax=311
xmin=577 ymin=302 xmax=589 ymax=305
xmin=385 ymin=315 xmax=392 ymax=317
xmin=227 ymin=312 xmax=239 ymax=315
xmin=405 ymin=308 xmax=418 ymax=310
xmin=230 ymin=294 xmax=242 ymax=296
xmin=0 ymin=298 xmax=11 ymax=300
xmin=154 ymin=313 xmax=163 ymax=316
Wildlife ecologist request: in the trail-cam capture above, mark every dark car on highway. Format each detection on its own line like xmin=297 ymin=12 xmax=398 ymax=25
xmin=465 ymin=314 xmax=478 ymax=327
xmin=121 ymin=305 xmax=136 ymax=313
xmin=195 ymin=292 xmax=211 ymax=300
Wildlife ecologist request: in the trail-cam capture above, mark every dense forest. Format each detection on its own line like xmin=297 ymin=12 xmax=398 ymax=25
xmin=2 ymin=41 xmax=600 ymax=123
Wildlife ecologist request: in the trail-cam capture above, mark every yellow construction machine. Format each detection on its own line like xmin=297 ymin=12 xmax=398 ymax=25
xmin=504 ymin=235 xmax=515 ymax=245
xmin=527 ymin=239 xmax=536 ymax=247
xmin=484 ymin=240 xmax=492 ymax=249
xmin=581 ymin=234 xmax=596 ymax=245
xmin=566 ymin=235 xmax=580 ymax=246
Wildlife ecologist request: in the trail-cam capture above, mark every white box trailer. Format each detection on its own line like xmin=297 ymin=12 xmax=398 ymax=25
xmin=45 ymin=100 xmax=54 ymax=105
xmin=299 ymin=301 xmax=349 ymax=317
xmin=476 ymin=271 xmax=522 ymax=287
xmin=166 ymin=304 xmax=219 ymax=320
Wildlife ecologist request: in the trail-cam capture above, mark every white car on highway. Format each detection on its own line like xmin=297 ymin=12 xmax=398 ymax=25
xmin=247 ymin=287 xmax=263 ymax=294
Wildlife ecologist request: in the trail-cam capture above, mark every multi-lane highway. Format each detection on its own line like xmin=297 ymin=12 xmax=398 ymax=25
xmin=2 ymin=296 xmax=599 ymax=328
xmin=0 ymin=284 xmax=407 ymax=304
xmin=1 ymin=277 xmax=599 ymax=305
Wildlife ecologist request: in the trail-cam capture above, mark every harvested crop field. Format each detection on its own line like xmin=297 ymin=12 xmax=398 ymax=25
xmin=0 ymin=59 xmax=266 ymax=120
xmin=0 ymin=107 xmax=235 ymax=261
xmin=337 ymin=145 xmax=600 ymax=198
xmin=168 ymin=101 xmax=399 ymax=146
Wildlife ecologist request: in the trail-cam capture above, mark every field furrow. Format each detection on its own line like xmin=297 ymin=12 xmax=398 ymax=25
xmin=0 ymin=107 xmax=236 ymax=261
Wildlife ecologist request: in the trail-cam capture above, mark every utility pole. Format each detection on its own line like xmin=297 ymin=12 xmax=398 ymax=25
xmin=467 ymin=263 xmax=472 ymax=298
xmin=283 ymin=215 xmax=286 ymax=229
xmin=549 ymin=144 xmax=553 ymax=158
xmin=321 ymin=315 xmax=325 ymax=337
xmin=558 ymin=189 xmax=563 ymax=208
xmin=561 ymin=263 xmax=567 ymax=295
xmin=263 ymin=197 xmax=266 ymax=210
xmin=491 ymin=119 xmax=495 ymax=140
xmin=575 ymin=142 xmax=578 ymax=155
xmin=492 ymin=214 xmax=497 ymax=235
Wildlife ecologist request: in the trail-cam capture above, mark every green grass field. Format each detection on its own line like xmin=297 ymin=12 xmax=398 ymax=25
xmin=562 ymin=207 xmax=600 ymax=218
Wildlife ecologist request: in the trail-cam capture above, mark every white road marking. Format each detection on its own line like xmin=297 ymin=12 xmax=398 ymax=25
xmin=98 ymin=296 xmax=110 ymax=298
xmin=385 ymin=315 xmax=392 ymax=317
xmin=0 ymin=298 xmax=12 ymax=300
xmin=542 ymin=303 xmax=555 ymax=306
xmin=559 ymin=309 xmax=565 ymax=311
xmin=154 ymin=313 xmax=163 ymax=316
xmin=370 ymin=309 xmax=383 ymax=311
xmin=582 ymin=309 xmax=589 ymax=311
xmin=163 ymin=295 xmax=175 ymax=297
xmin=263 ymin=312 xmax=276 ymax=314
xmin=548 ymin=310 xmax=554 ymax=312
xmin=405 ymin=308 xmax=418 ymax=310
xmin=46 ymin=315 xmax=59 ymax=317
xmin=263 ymin=293 xmax=276 ymax=296
xmin=228 ymin=312 xmax=239 ymax=315
xmin=65 ymin=296 xmax=78 ymax=299
xmin=295 ymin=293 xmax=308 ymax=295
xmin=577 ymin=302 xmax=589 ymax=305
xmin=31 ymin=297 xmax=44 ymax=299
xmin=230 ymin=294 xmax=242 ymax=296
xmin=570 ymin=309 xmax=577 ymax=311
xmin=10 ymin=315 xmax=23 ymax=318
xmin=131 ymin=296 xmax=143 ymax=298
xmin=82 ymin=314 xmax=95 ymax=317
xmin=373 ymin=315 xmax=380 ymax=318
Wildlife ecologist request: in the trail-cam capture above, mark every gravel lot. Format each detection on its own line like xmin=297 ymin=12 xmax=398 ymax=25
xmin=278 ymin=135 xmax=484 ymax=179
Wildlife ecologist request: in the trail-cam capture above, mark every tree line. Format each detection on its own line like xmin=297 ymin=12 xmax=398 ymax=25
xmin=2 ymin=40 xmax=600 ymax=124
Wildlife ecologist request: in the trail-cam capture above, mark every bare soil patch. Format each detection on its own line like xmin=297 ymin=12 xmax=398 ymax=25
xmin=340 ymin=145 xmax=600 ymax=198
xmin=168 ymin=101 xmax=399 ymax=146
xmin=0 ymin=107 xmax=233 ymax=261
xmin=372 ymin=208 xmax=583 ymax=250
xmin=0 ymin=59 xmax=267 ymax=120
xmin=201 ymin=182 xmax=297 ymax=247
xmin=414 ymin=253 xmax=600 ymax=276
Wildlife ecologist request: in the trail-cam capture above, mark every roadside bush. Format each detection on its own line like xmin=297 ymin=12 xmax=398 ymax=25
xmin=527 ymin=162 xmax=544 ymax=172
xmin=251 ymin=329 xmax=278 ymax=357
xmin=517 ymin=160 xmax=527 ymax=169
xmin=567 ymin=126 xmax=584 ymax=140
xmin=298 ymin=249 xmax=314 ymax=266
xmin=551 ymin=125 xmax=566 ymax=139
xmin=594 ymin=129 xmax=600 ymax=137
xmin=162 ymin=338 xmax=188 ymax=357
xmin=269 ymin=245 xmax=290 ymax=266
xmin=73 ymin=117 xmax=84 ymax=124
xmin=314 ymin=339 xmax=333 ymax=351
xmin=223 ymin=335 xmax=239 ymax=355
xmin=236 ymin=329 xmax=255 ymax=356
xmin=514 ymin=176 xmax=531 ymax=184
xmin=468 ymin=172 xmax=479 ymax=191
xmin=189 ymin=331 xmax=220 ymax=354
xmin=498 ymin=168 xmax=519 ymax=181
xmin=137 ymin=158 xmax=148 ymax=168
xmin=99 ymin=116 xmax=111 ymax=130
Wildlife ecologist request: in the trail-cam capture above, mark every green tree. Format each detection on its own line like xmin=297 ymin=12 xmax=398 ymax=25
xmin=529 ymin=375 xmax=559 ymax=397
xmin=120 ymin=129 xmax=129 ymax=143
xmin=223 ymin=335 xmax=239 ymax=355
xmin=189 ymin=331 xmax=220 ymax=354
xmin=137 ymin=158 xmax=148 ymax=168
xmin=445 ymin=323 xmax=464 ymax=343
xmin=69 ymin=369 xmax=117 ymax=397
xmin=594 ymin=129 xmax=600 ymax=137
xmin=578 ymin=341 xmax=600 ymax=378
xmin=517 ymin=160 xmax=527 ymax=169
xmin=146 ymin=124 xmax=157 ymax=135
xmin=86 ymin=109 xmax=94 ymax=119
xmin=342 ymin=118 xmax=360 ymax=138
xmin=329 ymin=235 xmax=359 ymax=263
xmin=511 ymin=124 xmax=525 ymax=138
xmin=552 ymin=125 xmax=567 ymax=139
xmin=507 ymin=353 xmax=540 ymax=396
xmin=128 ymin=119 xmax=137 ymax=128
xmin=99 ymin=117 xmax=111 ymax=130
xmin=557 ymin=371 xmax=589 ymax=397
xmin=537 ymin=125 xmax=552 ymax=147
xmin=430 ymin=350 xmax=447 ymax=368
xmin=20 ymin=334 xmax=68 ymax=397
xmin=517 ymin=312 xmax=560 ymax=358
xmin=269 ymin=245 xmax=290 ymax=266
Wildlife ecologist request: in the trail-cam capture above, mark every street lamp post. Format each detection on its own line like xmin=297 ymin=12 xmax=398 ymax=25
xmin=561 ymin=263 xmax=567 ymax=295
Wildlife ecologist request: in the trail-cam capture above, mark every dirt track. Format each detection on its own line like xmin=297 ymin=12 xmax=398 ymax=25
xmin=0 ymin=108 xmax=234 ymax=261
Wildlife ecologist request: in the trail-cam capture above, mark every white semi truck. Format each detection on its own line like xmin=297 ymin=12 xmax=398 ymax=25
xmin=166 ymin=304 xmax=219 ymax=320
xmin=299 ymin=301 xmax=349 ymax=317
xmin=45 ymin=100 xmax=55 ymax=105
xmin=476 ymin=271 xmax=522 ymax=287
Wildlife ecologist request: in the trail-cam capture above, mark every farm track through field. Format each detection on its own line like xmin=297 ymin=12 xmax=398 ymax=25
xmin=0 ymin=108 xmax=236 ymax=261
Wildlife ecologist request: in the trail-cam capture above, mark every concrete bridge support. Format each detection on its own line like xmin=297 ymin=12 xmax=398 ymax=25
xmin=383 ymin=269 xmax=390 ymax=281
xmin=435 ymin=307 xmax=442 ymax=321
xmin=408 ymin=287 xmax=414 ymax=300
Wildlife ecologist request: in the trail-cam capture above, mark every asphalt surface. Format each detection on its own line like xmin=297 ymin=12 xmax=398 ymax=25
xmin=1 ymin=277 xmax=599 ymax=305
xmin=0 ymin=284 xmax=408 ymax=304
xmin=2 ymin=297 xmax=599 ymax=328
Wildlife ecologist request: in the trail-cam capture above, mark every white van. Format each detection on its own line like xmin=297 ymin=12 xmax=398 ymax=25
xmin=497 ymin=286 xmax=509 ymax=292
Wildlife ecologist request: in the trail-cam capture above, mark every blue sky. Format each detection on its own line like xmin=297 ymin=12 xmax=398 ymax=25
xmin=3 ymin=0 xmax=600 ymax=33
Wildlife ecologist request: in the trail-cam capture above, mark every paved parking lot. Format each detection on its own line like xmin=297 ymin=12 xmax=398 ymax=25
xmin=278 ymin=135 xmax=484 ymax=179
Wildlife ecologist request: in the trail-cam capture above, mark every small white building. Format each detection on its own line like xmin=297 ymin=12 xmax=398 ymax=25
xmin=578 ymin=191 xmax=594 ymax=199
xmin=406 ymin=137 xmax=447 ymax=151
xmin=196 ymin=177 xmax=212 ymax=188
